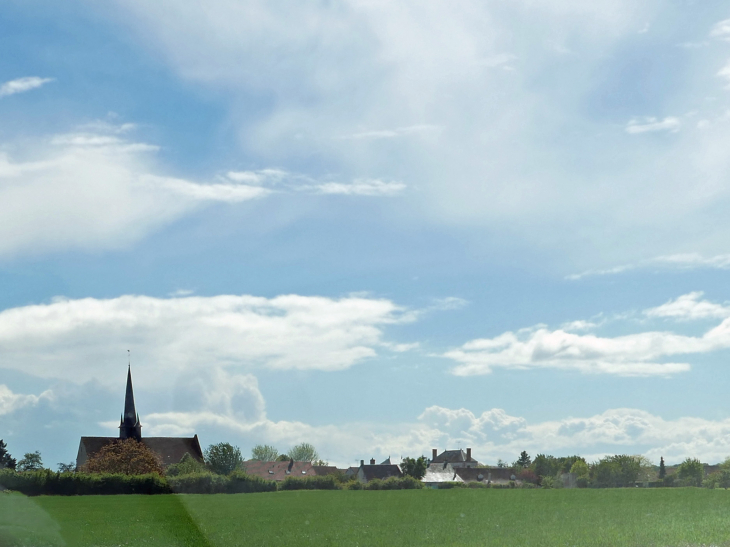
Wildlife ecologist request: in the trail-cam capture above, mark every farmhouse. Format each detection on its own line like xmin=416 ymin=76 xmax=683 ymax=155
xmin=431 ymin=447 xmax=480 ymax=468
xmin=76 ymin=367 xmax=204 ymax=469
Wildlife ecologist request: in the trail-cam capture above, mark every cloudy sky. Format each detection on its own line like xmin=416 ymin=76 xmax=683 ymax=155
xmin=4 ymin=0 xmax=730 ymax=469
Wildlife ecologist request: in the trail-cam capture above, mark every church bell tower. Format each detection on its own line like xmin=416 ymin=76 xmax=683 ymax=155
xmin=119 ymin=366 xmax=142 ymax=441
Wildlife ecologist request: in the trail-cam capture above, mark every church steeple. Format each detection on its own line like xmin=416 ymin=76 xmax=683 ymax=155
xmin=119 ymin=365 xmax=142 ymax=441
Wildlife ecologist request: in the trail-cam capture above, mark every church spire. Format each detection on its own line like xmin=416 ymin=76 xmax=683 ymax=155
xmin=119 ymin=363 xmax=142 ymax=441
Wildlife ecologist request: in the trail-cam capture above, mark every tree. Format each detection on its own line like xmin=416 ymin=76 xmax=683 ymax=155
xmin=496 ymin=459 xmax=506 ymax=468
xmin=205 ymin=442 xmax=243 ymax=475
xmin=276 ymin=454 xmax=290 ymax=462
xmin=516 ymin=451 xmax=531 ymax=468
xmin=251 ymin=444 xmax=279 ymax=462
xmin=633 ymin=455 xmax=655 ymax=483
xmin=570 ymin=460 xmax=589 ymax=478
xmin=401 ymin=456 xmax=428 ymax=480
xmin=57 ymin=462 xmax=76 ymax=473
xmin=17 ymin=451 xmax=43 ymax=472
xmin=659 ymin=457 xmax=666 ymax=479
xmin=0 ymin=439 xmax=16 ymax=470
xmin=287 ymin=443 xmax=319 ymax=462
xmin=677 ymin=457 xmax=704 ymax=487
xmin=532 ymin=454 xmax=558 ymax=478
xmin=84 ymin=439 xmax=162 ymax=475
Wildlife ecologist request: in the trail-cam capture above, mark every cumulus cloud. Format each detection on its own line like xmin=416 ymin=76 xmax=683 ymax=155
xmin=444 ymin=327 xmax=695 ymax=377
xmin=0 ymin=384 xmax=52 ymax=416
xmin=625 ymin=117 xmax=681 ymax=134
xmin=644 ymin=292 xmax=730 ymax=321
xmin=0 ymin=77 xmax=54 ymax=98
xmin=0 ymin=293 xmax=415 ymax=383
xmin=444 ymin=290 xmax=730 ymax=376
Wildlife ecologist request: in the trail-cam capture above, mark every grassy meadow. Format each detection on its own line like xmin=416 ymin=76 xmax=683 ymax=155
xmin=3 ymin=488 xmax=730 ymax=546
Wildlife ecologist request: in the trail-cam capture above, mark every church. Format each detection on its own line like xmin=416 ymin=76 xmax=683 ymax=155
xmin=76 ymin=366 xmax=204 ymax=469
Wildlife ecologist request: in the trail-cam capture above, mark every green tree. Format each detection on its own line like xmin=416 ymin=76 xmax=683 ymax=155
xmin=17 ymin=451 xmax=43 ymax=472
xmin=0 ymin=439 xmax=16 ymax=470
xmin=401 ymin=456 xmax=428 ymax=480
xmin=570 ymin=459 xmax=589 ymax=478
xmin=84 ymin=439 xmax=162 ymax=475
xmin=516 ymin=451 xmax=531 ymax=468
xmin=276 ymin=454 xmax=290 ymax=462
xmin=592 ymin=455 xmax=640 ymax=488
xmin=251 ymin=444 xmax=279 ymax=461
xmin=677 ymin=457 xmax=704 ymax=487
xmin=531 ymin=454 xmax=557 ymax=478
xmin=205 ymin=443 xmax=243 ymax=475
xmin=57 ymin=462 xmax=76 ymax=473
xmin=659 ymin=457 xmax=666 ymax=479
xmin=287 ymin=443 xmax=319 ymax=462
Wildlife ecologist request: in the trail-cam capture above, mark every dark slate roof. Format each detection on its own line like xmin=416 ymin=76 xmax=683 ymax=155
xmin=359 ymin=464 xmax=403 ymax=482
xmin=78 ymin=435 xmax=203 ymax=468
xmin=455 ymin=466 xmax=513 ymax=483
xmin=433 ymin=449 xmax=471 ymax=464
xmin=312 ymin=465 xmax=340 ymax=476
xmin=242 ymin=460 xmax=314 ymax=481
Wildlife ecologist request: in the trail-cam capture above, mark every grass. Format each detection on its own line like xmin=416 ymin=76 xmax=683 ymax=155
xmin=3 ymin=488 xmax=730 ymax=546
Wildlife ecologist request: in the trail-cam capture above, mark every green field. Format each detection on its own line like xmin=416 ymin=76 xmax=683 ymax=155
xmin=3 ymin=488 xmax=730 ymax=546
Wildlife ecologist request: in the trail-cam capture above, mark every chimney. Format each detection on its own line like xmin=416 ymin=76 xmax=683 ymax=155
xmin=370 ymin=458 xmax=376 ymax=465
xmin=360 ymin=460 xmax=364 ymax=467
xmin=432 ymin=448 xmax=437 ymax=460
xmin=466 ymin=448 xmax=472 ymax=462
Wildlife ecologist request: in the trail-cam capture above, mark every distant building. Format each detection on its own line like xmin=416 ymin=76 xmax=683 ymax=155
xmin=76 ymin=366 xmax=204 ymax=470
xmin=356 ymin=458 xmax=403 ymax=483
xmin=431 ymin=448 xmax=480 ymax=468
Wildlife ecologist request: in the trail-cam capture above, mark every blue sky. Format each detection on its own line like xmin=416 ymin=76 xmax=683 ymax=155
xmin=4 ymin=0 xmax=730 ymax=469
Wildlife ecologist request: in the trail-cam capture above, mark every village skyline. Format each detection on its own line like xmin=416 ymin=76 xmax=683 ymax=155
xmin=4 ymin=1 xmax=730 ymax=471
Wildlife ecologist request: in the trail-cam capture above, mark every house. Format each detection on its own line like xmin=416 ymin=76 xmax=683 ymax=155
xmin=431 ymin=448 xmax=480 ymax=468
xmin=76 ymin=367 xmax=204 ymax=469
xmin=454 ymin=466 xmax=516 ymax=485
xmin=356 ymin=458 xmax=403 ymax=483
xmin=241 ymin=459 xmax=315 ymax=481
xmin=422 ymin=461 xmax=464 ymax=488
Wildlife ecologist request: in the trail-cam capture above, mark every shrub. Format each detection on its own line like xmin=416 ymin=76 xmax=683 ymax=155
xmin=167 ymin=472 xmax=228 ymax=494
xmin=279 ymin=475 xmax=339 ymax=491
xmin=435 ymin=481 xmax=467 ymax=489
xmin=227 ymin=471 xmax=277 ymax=493
xmin=0 ymin=469 xmax=170 ymax=496
xmin=347 ymin=480 xmax=363 ymax=490
xmin=366 ymin=479 xmax=383 ymax=490
xmin=166 ymin=453 xmax=206 ymax=477
xmin=467 ymin=482 xmax=488 ymax=489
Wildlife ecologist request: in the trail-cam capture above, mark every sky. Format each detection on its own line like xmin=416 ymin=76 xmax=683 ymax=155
xmin=3 ymin=0 xmax=730 ymax=469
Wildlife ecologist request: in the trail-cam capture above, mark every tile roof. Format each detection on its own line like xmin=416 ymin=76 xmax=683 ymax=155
xmin=242 ymin=460 xmax=314 ymax=481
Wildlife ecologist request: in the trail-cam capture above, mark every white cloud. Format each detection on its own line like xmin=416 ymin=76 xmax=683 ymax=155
xmin=644 ymin=291 xmax=730 ymax=321
xmin=710 ymin=18 xmax=730 ymax=41
xmin=567 ymin=253 xmax=730 ymax=280
xmin=340 ymin=124 xmax=442 ymax=140
xmin=0 ymin=384 xmax=52 ymax=416
xmin=445 ymin=291 xmax=730 ymax=376
xmin=718 ymin=60 xmax=730 ymax=88
xmin=625 ymin=117 xmax=681 ymax=134
xmin=224 ymin=170 xmax=406 ymax=197
xmin=0 ymin=77 xmax=54 ymax=98
xmin=445 ymin=327 xmax=695 ymax=377
xmin=0 ymin=293 xmax=414 ymax=383
xmin=0 ymin=125 xmax=269 ymax=257
xmin=311 ymin=179 xmax=406 ymax=196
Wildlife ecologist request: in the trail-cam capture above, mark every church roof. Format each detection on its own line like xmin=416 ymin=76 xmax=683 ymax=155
xmin=77 ymin=435 xmax=203 ymax=468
